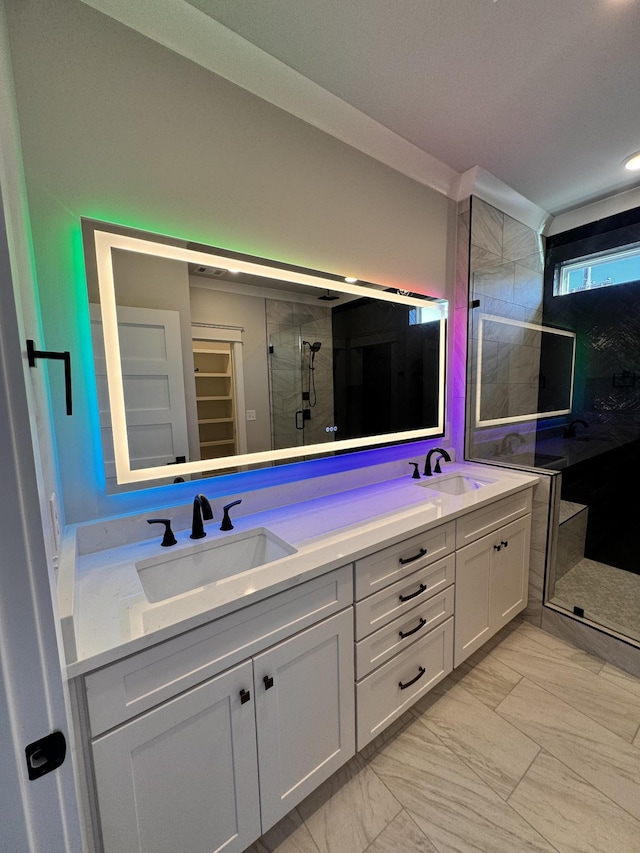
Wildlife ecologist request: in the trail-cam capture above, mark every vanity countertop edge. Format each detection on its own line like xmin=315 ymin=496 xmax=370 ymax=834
xmin=60 ymin=462 xmax=540 ymax=679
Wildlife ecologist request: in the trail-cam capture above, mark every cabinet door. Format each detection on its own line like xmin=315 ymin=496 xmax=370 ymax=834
xmin=491 ymin=514 xmax=531 ymax=632
xmin=454 ymin=536 xmax=492 ymax=667
xmin=92 ymin=660 xmax=260 ymax=853
xmin=254 ymin=609 xmax=355 ymax=832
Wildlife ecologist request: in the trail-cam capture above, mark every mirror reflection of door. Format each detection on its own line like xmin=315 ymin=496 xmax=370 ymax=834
xmin=90 ymin=304 xmax=190 ymax=487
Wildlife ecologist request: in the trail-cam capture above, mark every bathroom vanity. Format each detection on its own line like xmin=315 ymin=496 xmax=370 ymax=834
xmin=59 ymin=461 xmax=537 ymax=853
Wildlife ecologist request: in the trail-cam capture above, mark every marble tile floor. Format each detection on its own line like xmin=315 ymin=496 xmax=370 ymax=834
xmin=243 ymin=619 xmax=640 ymax=853
xmin=552 ymin=557 xmax=640 ymax=645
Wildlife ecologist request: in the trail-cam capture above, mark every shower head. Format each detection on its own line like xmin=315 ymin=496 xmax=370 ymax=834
xmin=303 ymin=341 xmax=322 ymax=353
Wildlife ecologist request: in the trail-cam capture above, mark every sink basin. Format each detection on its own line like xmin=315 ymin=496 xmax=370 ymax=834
xmin=136 ymin=527 xmax=297 ymax=603
xmin=418 ymin=474 xmax=495 ymax=495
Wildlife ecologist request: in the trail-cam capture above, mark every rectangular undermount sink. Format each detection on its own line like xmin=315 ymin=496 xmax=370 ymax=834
xmin=136 ymin=527 xmax=297 ymax=603
xmin=418 ymin=474 xmax=495 ymax=495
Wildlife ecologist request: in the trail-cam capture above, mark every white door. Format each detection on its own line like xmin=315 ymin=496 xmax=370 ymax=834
xmin=0 ymin=190 xmax=83 ymax=845
xmin=254 ymin=609 xmax=355 ymax=832
xmin=89 ymin=304 xmax=189 ymax=485
xmin=92 ymin=660 xmax=261 ymax=853
xmin=91 ymin=303 xmax=190 ymax=481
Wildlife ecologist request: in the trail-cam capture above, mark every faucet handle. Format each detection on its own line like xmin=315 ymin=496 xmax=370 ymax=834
xmin=220 ymin=499 xmax=242 ymax=531
xmin=409 ymin=462 xmax=421 ymax=479
xmin=147 ymin=518 xmax=177 ymax=547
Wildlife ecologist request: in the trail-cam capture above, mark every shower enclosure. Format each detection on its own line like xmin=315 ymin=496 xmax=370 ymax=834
xmin=464 ymin=196 xmax=640 ymax=649
xmin=266 ymin=300 xmax=334 ymax=452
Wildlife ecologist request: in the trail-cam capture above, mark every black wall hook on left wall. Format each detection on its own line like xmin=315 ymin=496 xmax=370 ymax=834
xmin=26 ymin=339 xmax=73 ymax=415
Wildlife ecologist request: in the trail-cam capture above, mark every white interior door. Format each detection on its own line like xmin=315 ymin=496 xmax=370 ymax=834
xmin=0 ymin=189 xmax=83 ymax=847
xmin=91 ymin=304 xmax=190 ymax=481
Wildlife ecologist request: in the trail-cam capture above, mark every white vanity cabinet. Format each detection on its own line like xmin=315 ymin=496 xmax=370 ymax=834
xmin=454 ymin=490 xmax=532 ymax=667
xmin=353 ymin=523 xmax=456 ymax=750
xmin=67 ymin=471 xmax=538 ymax=852
xmin=92 ymin=659 xmax=261 ymax=853
xmin=81 ymin=567 xmax=355 ymax=853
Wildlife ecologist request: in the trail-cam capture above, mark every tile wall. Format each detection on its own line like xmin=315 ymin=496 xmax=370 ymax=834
xmin=266 ymin=299 xmax=334 ymax=451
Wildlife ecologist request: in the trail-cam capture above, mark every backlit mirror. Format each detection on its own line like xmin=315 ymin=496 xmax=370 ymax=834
xmin=475 ymin=314 xmax=575 ymax=427
xmin=82 ymin=220 xmax=447 ymax=490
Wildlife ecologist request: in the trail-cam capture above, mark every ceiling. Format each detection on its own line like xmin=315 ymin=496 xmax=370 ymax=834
xmin=177 ymin=0 xmax=640 ymax=219
xmin=82 ymin=0 xmax=640 ymax=224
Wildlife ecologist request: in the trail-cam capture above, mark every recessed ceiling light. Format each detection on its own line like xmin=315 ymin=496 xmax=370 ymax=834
xmin=623 ymin=151 xmax=640 ymax=172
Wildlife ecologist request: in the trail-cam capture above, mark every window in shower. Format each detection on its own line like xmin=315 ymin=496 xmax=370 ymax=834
xmin=554 ymin=241 xmax=640 ymax=296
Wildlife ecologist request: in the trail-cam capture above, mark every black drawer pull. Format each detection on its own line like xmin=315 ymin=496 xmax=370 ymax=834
xmin=494 ymin=544 xmax=502 ymax=552
xmin=399 ymin=666 xmax=426 ymax=690
xmin=399 ymin=583 xmax=427 ymax=603
xmin=501 ymin=540 xmax=509 ymax=548
xmin=263 ymin=675 xmax=274 ymax=690
xmin=398 ymin=547 xmax=427 ymax=565
xmin=399 ymin=617 xmax=427 ymax=639
xmin=239 ymin=688 xmax=251 ymax=704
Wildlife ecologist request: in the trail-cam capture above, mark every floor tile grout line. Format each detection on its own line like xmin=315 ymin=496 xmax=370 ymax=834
xmin=515 ymin=745 xmax=640 ymax=832
xmin=491 ymin=673 xmax=631 ymax=743
xmin=492 ymin=676 xmax=640 ymax=821
xmin=509 ymin=622 xmax=610 ymax=675
xmin=597 ymin=667 xmax=640 ymax=703
xmin=370 ymin=711 xmax=563 ymax=853
xmin=494 ymin=627 xmax=606 ymax=676
xmin=485 ymin=645 xmax=640 ymax=744
xmin=410 ymin=692 xmax=546 ymax=809
xmin=497 ymin=670 xmax=640 ymax=745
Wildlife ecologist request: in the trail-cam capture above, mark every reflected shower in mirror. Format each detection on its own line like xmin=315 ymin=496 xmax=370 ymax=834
xmin=475 ymin=314 xmax=576 ymax=427
xmin=82 ymin=220 xmax=448 ymax=491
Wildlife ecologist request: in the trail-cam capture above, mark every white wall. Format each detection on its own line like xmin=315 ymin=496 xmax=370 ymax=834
xmin=5 ymin=0 xmax=455 ymax=523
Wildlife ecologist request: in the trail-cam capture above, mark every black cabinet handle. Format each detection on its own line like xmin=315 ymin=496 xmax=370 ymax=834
xmin=398 ymin=666 xmax=426 ymax=690
xmin=27 ymin=339 xmax=73 ymax=415
xmin=263 ymin=675 xmax=274 ymax=690
xmin=501 ymin=540 xmax=508 ymax=548
xmin=399 ymin=583 xmax=427 ymax=603
xmin=398 ymin=617 xmax=427 ymax=639
xmin=494 ymin=544 xmax=502 ymax=552
xmin=239 ymin=688 xmax=251 ymax=704
xmin=398 ymin=547 xmax=427 ymax=565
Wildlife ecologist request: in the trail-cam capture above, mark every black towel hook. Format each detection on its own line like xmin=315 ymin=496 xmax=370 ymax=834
xmin=27 ymin=339 xmax=73 ymax=415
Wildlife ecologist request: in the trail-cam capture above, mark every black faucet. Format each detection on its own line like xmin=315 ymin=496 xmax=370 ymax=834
xmin=220 ymin=499 xmax=242 ymax=531
xmin=500 ymin=431 xmax=526 ymax=456
xmin=190 ymin=494 xmax=213 ymax=539
xmin=424 ymin=447 xmax=451 ymax=476
xmin=147 ymin=518 xmax=177 ymax=547
xmin=564 ymin=419 xmax=589 ymax=438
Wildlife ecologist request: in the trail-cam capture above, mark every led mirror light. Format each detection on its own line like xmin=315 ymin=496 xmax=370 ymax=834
xmin=92 ymin=228 xmax=448 ymax=486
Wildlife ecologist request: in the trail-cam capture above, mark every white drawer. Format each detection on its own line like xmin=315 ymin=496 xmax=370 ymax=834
xmin=84 ymin=566 xmax=352 ymax=736
xmin=455 ymin=488 xmax=532 ymax=549
xmin=355 ymin=585 xmax=454 ymax=679
xmin=354 ymin=521 xmax=455 ymax=601
xmin=355 ymin=553 xmax=454 ymax=640
xmin=356 ymin=617 xmax=453 ymax=751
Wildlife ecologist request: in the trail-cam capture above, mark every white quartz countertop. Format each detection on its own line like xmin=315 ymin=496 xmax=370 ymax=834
xmin=60 ymin=462 xmax=538 ymax=678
